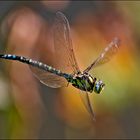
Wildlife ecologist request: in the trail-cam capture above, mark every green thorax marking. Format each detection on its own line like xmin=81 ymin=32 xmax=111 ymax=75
xmin=68 ymin=73 xmax=95 ymax=93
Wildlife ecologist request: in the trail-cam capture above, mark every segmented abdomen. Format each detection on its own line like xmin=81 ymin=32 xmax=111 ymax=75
xmin=0 ymin=54 xmax=70 ymax=79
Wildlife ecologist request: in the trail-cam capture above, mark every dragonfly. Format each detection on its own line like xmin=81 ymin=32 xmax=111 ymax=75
xmin=0 ymin=12 xmax=120 ymax=120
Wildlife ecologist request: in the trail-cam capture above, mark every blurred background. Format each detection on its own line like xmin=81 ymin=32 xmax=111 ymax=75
xmin=0 ymin=1 xmax=140 ymax=139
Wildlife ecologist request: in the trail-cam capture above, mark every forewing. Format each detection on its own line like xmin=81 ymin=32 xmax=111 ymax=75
xmin=30 ymin=12 xmax=80 ymax=88
xmin=53 ymin=12 xmax=80 ymax=74
xmin=84 ymin=37 xmax=120 ymax=73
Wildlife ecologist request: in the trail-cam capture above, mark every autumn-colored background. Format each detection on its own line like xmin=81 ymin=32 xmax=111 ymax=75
xmin=0 ymin=1 xmax=139 ymax=139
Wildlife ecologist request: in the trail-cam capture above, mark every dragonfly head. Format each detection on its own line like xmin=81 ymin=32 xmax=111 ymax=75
xmin=93 ymin=79 xmax=105 ymax=94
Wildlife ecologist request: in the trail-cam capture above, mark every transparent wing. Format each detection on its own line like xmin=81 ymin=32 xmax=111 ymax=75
xmin=30 ymin=12 xmax=80 ymax=88
xmin=79 ymin=87 xmax=96 ymax=121
xmin=54 ymin=12 xmax=96 ymax=118
xmin=84 ymin=37 xmax=120 ymax=73
xmin=53 ymin=12 xmax=80 ymax=74
xmin=30 ymin=66 xmax=68 ymax=88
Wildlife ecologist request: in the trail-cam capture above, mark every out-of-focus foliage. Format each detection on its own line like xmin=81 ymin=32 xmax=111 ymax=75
xmin=0 ymin=1 xmax=140 ymax=139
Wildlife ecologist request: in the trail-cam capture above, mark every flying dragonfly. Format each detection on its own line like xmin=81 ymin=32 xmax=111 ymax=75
xmin=0 ymin=12 xmax=120 ymax=120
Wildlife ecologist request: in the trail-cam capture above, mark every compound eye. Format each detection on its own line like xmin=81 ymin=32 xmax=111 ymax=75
xmin=95 ymin=84 xmax=100 ymax=90
xmin=94 ymin=82 xmax=101 ymax=94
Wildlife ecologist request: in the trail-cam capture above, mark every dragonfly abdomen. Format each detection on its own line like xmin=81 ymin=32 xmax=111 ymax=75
xmin=0 ymin=54 xmax=71 ymax=79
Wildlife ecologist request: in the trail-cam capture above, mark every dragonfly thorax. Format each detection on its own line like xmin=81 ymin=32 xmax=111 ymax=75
xmin=69 ymin=73 xmax=105 ymax=93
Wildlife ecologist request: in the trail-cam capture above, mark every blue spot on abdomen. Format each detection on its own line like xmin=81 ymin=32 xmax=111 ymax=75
xmin=12 ymin=55 xmax=16 ymax=59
